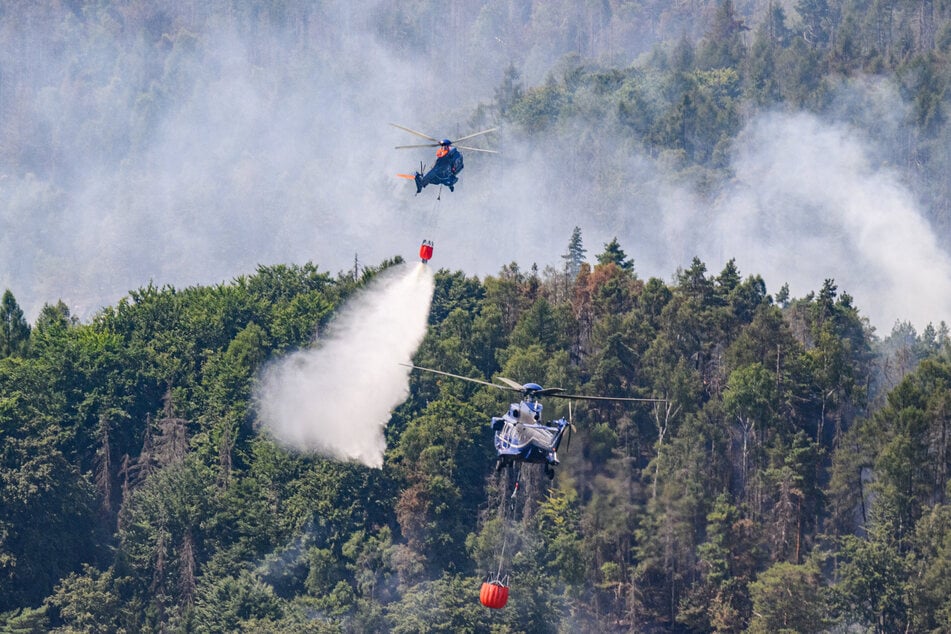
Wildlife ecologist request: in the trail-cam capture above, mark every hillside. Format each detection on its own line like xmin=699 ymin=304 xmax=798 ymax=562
xmin=2 ymin=1 xmax=951 ymax=632
xmin=1 ymin=248 xmax=950 ymax=631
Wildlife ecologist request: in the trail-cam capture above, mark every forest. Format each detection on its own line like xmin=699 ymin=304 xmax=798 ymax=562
xmin=2 ymin=249 xmax=950 ymax=633
xmin=2 ymin=0 xmax=951 ymax=633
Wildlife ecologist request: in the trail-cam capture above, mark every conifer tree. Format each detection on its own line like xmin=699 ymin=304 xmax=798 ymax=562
xmin=596 ymin=237 xmax=634 ymax=271
xmin=561 ymin=226 xmax=587 ymax=279
xmin=0 ymin=290 xmax=30 ymax=358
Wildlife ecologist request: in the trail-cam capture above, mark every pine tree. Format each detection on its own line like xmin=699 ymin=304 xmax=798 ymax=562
xmin=596 ymin=237 xmax=634 ymax=271
xmin=561 ymin=226 xmax=587 ymax=279
xmin=0 ymin=290 xmax=31 ymax=358
xmin=494 ymin=63 xmax=523 ymax=118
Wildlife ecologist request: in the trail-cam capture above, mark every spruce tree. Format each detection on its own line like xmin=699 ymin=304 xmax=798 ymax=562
xmin=0 ymin=290 xmax=30 ymax=358
xmin=561 ymin=226 xmax=587 ymax=279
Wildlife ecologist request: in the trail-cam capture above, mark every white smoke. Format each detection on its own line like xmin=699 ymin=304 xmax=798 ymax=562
xmin=255 ymin=262 xmax=434 ymax=467
xmin=708 ymin=110 xmax=951 ymax=330
xmin=2 ymin=6 xmax=950 ymax=334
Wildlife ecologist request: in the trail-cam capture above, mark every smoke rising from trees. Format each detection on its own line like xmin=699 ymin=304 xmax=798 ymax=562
xmin=711 ymin=110 xmax=951 ymax=330
xmin=0 ymin=4 xmax=948 ymax=333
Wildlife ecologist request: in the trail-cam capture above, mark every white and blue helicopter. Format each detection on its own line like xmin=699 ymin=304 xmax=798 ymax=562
xmin=402 ymin=364 xmax=664 ymax=479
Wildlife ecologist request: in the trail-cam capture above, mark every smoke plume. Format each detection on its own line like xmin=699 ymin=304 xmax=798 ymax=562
xmin=1 ymin=5 xmax=949 ymax=334
xmin=710 ymin=110 xmax=951 ymax=330
xmin=255 ymin=263 xmax=434 ymax=467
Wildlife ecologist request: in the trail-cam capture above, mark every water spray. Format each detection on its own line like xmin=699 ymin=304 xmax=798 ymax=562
xmin=256 ymin=262 xmax=435 ymax=467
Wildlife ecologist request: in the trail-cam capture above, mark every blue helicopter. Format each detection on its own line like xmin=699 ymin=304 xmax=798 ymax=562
xmin=391 ymin=123 xmax=498 ymax=194
xmin=402 ymin=364 xmax=663 ymax=479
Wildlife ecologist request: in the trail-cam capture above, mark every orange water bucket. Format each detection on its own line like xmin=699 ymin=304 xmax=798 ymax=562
xmin=479 ymin=580 xmax=509 ymax=609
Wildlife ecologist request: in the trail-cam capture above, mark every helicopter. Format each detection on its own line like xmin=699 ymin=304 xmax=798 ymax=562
xmin=402 ymin=364 xmax=664 ymax=479
xmin=391 ymin=123 xmax=498 ymax=194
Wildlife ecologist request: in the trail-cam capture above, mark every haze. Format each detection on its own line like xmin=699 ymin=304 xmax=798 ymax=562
xmin=1 ymin=4 xmax=948 ymax=331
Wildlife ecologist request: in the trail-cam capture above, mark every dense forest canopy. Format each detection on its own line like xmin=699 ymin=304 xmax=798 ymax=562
xmin=2 ymin=1 xmax=951 ymax=633
xmin=2 ymin=248 xmax=949 ymax=632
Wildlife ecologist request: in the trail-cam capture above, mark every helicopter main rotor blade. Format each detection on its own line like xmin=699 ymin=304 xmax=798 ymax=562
xmin=390 ymin=123 xmax=440 ymax=143
xmin=496 ymin=376 xmax=564 ymax=396
xmin=455 ymin=145 xmax=500 ymax=154
xmin=451 ymin=127 xmax=499 ymax=143
xmin=395 ymin=143 xmax=441 ymax=150
xmin=550 ymin=392 xmax=667 ymax=403
xmin=404 ymin=364 xmax=667 ymax=402
xmin=401 ymin=363 xmax=519 ymax=392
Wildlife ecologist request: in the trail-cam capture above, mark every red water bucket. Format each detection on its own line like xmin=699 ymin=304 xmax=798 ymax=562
xmin=419 ymin=239 xmax=434 ymax=263
xmin=479 ymin=580 xmax=509 ymax=609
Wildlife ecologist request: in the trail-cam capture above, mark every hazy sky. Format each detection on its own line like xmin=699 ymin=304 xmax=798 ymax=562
xmin=1 ymin=3 xmax=948 ymax=333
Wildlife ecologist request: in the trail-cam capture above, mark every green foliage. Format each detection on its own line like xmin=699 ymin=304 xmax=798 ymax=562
xmin=561 ymin=226 xmax=587 ymax=279
xmin=594 ymin=237 xmax=634 ymax=271
xmin=905 ymin=504 xmax=951 ymax=632
xmin=2 ymin=242 xmax=947 ymax=629
xmin=391 ymin=397 xmax=491 ymax=574
xmin=191 ymin=570 xmax=284 ymax=632
xmin=44 ymin=565 xmax=124 ymax=633
xmin=834 ymin=500 xmax=911 ymax=632
xmin=5 ymin=2 xmax=951 ymax=629
xmin=385 ymin=573 xmax=494 ymax=633
xmin=509 ymin=76 xmax=566 ymax=133
xmin=0 ymin=290 xmax=31 ymax=358
xmin=0 ymin=605 xmax=49 ymax=633
xmin=747 ymin=559 xmax=828 ymax=633
xmin=0 ymin=436 xmax=101 ymax=612
xmin=535 ymin=486 xmax=585 ymax=585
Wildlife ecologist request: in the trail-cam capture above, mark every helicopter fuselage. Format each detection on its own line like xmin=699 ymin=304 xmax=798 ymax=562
xmin=417 ymin=147 xmax=463 ymax=191
xmin=491 ymin=400 xmax=568 ymax=469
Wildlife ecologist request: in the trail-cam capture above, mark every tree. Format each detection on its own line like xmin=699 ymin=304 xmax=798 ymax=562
xmin=117 ymin=456 xmax=218 ymax=625
xmin=723 ymin=363 xmax=776 ymax=505
xmin=30 ymin=301 xmax=74 ymax=357
xmin=509 ymin=75 xmax=566 ymax=133
xmin=561 ymin=225 xmax=587 ymax=279
xmin=834 ymin=499 xmax=910 ymax=633
xmin=763 ymin=432 xmax=821 ymax=563
xmin=747 ymin=560 xmax=827 ymax=633
xmin=0 ymin=437 xmax=100 ymax=612
xmin=535 ymin=486 xmax=585 ymax=585
xmin=698 ymin=0 xmax=748 ymax=70
xmin=494 ymin=62 xmax=523 ymax=118
xmin=509 ymin=297 xmax=563 ymax=352
xmin=391 ymin=398 xmax=490 ymax=573
xmin=865 ymin=356 xmax=951 ymax=534
xmin=744 ymin=10 xmax=784 ymax=106
xmin=44 ymin=565 xmax=123 ymax=632
xmin=0 ymin=290 xmax=30 ymax=358
xmin=386 ymin=573 xmax=495 ymax=633
xmin=796 ymin=0 xmax=836 ymax=48
xmin=190 ymin=570 xmax=284 ymax=632
xmin=905 ymin=504 xmax=951 ymax=633
xmin=595 ymin=237 xmax=634 ymax=271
